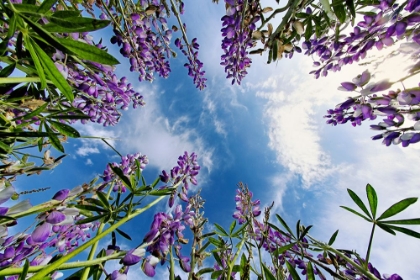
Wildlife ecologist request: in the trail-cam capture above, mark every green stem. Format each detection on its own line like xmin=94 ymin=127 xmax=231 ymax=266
xmin=267 ymin=0 xmax=301 ymax=47
xmin=326 ymin=246 xmax=379 ymax=280
xmin=0 ymin=77 xmax=50 ymax=84
xmin=365 ymin=223 xmax=376 ymax=269
xmin=169 ymin=246 xmax=175 ymax=280
xmin=0 ymin=251 xmax=125 ymax=276
xmin=29 ymin=195 xmax=166 ymax=280
xmin=80 ymin=187 xmax=112 ymax=280
xmin=226 ymin=234 xmax=247 ymax=280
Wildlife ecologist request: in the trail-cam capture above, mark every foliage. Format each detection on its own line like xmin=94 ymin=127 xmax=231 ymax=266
xmin=0 ymin=0 xmax=419 ymax=278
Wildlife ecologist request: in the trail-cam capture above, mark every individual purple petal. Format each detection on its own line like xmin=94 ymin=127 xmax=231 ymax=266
xmin=32 ymin=223 xmax=52 ymax=243
xmin=410 ymin=133 xmax=420 ymax=143
xmin=142 ymin=257 xmax=158 ymax=277
xmin=122 ymin=250 xmax=142 ymax=266
xmin=179 ymin=256 xmax=191 ymax=272
xmin=46 ymin=211 xmax=66 ymax=224
xmin=52 ymin=189 xmax=70 ymax=200
xmin=143 ymin=228 xmax=158 ymax=243
xmin=395 ymin=21 xmax=407 ymax=36
xmin=353 ymin=70 xmax=371 ymax=86
xmin=339 ymin=82 xmax=357 ymax=91
xmin=111 ymin=270 xmax=127 ymax=280
xmin=370 ymin=80 xmax=392 ymax=92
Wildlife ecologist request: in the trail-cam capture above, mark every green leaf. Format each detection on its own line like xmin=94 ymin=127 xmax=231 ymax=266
xmin=286 ymin=260 xmax=301 ymax=280
xmin=17 ymin=102 xmax=48 ymax=121
xmin=340 ymin=206 xmax=372 ymax=222
xmin=328 ymin=230 xmax=339 ymax=245
xmin=332 ymin=0 xmax=346 ymax=23
xmin=56 ymin=37 xmax=119 ymax=65
xmin=96 ymin=191 xmax=110 ymax=209
xmin=73 ymin=204 xmax=104 ymax=212
xmin=295 ymin=12 xmax=309 ymax=19
xmin=31 ymin=39 xmax=74 ymax=101
xmin=209 ymin=237 xmax=223 ymax=247
xmin=231 ymin=221 xmax=249 ymax=237
xmin=20 ymin=14 xmax=69 ymax=53
xmin=51 ymin=10 xmax=81 ymax=18
xmin=115 ymin=228 xmax=132 ymax=240
xmin=299 ymin=225 xmax=312 ymax=241
xmin=304 ymin=19 xmax=313 ymax=41
xmin=276 ymin=214 xmax=296 ymax=238
xmin=46 ymin=17 xmax=110 ymax=32
xmin=380 ymin=218 xmax=420 ymax=225
xmin=19 ymin=260 xmax=30 ymax=280
xmin=210 ymin=270 xmax=223 ymax=279
xmin=47 ymin=114 xmax=90 ymax=120
xmin=0 ymin=14 xmax=16 ymax=56
xmin=24 ymin=35 xmax=46 ymax=89
xmin=229 ymin=220 xmax=236 ymax=234
xmin=196 ymin=268 xmax=214 ymax=276
xmin=262 ymin=262 xmax=276 ymax=280
xmin=273 ymin=243 xmax=295 ymax=258
xmin=377 ymin=197 xmax=418 ymax=220
xmin=377 ymin=223 xmax=396 ymax=235
xmin=212 ymin=251 xmax=223 ymax=265
xmin=267 ymin=46 xmax=273 ymax=64
xmin=0 ymin=141 xmax=12 ymax=154
xmin=214 ymin=223 xmax=228 ymax=237
xmin=0 ymin=62 xmax=16 ymax=77
xmin=109 ymin=165 xmax=133 ymax=192
xmin=366 ymin=184 xmax=378 ymax=219
xmin=387 ymin=225 xmax=420 ymax=239
xmin=272 ymin=40 xmax=278 ymax=61
xmin=150 ymin=177 xmax=160 ymax=189
xmin=48 ymin=120 xmax=80 ymax=138
xmin=37 ymin=0 xmax=57 ymax=13
xmin=306 ymin=262 xmax=315 ymax=280
xmin=346 ymin=188 xmax=372 ymax=219
xmin=345 ymin=0 xmax=356 ymax=18
xmin=44 ymin=123 xmax=64 ymax=152
xmin=75 ymin=213 xmax=108 ymax=225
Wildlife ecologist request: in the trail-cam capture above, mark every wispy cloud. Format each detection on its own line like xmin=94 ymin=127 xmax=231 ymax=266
xmin=115 ymin=84 xmax=214 ymax=176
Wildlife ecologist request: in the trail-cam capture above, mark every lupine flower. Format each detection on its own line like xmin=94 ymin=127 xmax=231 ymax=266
xmin=141 ymin=255 xmax=159 ymax=277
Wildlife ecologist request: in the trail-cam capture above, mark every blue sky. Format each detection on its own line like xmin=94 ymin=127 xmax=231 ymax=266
xmin=11 ymin=0 xmax=420 ymax=278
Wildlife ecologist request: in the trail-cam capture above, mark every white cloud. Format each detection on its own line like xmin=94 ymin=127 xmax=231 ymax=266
xmin=85 ymin=158 xmax=93 ymax=165
xmin=115 ymin=84 xmax=214 ymax=176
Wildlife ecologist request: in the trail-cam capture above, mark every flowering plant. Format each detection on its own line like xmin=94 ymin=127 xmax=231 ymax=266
xmin=0 ymin=0 xmax=420 ymax=278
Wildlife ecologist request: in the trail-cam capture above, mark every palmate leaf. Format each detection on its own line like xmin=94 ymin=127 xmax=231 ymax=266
xmin=229 ymin=220 xmax=236 ymax=235
xmin=346 ymin=188 xmax=372 ymax=219
xmin=366 ymin=184 xmax=378 ymax=219
xmin=377 ymin=197 xmax=418 ymax=220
